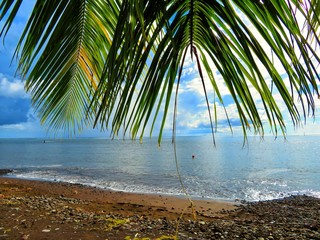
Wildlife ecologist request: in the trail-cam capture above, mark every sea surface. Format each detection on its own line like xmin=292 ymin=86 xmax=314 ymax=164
xmin=0 ymin=135 xmax=319 ymax=202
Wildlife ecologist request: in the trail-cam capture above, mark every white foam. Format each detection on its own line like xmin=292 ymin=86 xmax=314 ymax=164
xmin=9 ymin=169 xmax=320 ymax=202
xmin=244 ymin=188 xmax=320 ymax=202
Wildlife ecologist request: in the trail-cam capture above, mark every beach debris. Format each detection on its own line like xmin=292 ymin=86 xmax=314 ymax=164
xmin=124 ymin=235 xmax=176 ymax=240
xmin=103 ymin=217 xmax=129 ymax=231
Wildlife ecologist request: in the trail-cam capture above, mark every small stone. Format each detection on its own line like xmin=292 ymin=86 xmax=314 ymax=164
xmin=42 ymin=229 xmax=50 ymax=233
xmin=21 ymin=234 xmax=29 ymax=240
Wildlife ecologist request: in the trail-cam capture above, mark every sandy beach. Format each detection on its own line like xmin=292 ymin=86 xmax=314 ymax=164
xmin=0 ymin=177 xmax=319 ymax=239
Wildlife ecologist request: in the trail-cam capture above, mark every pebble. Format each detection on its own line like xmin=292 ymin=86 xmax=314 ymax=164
xmin=1 ymin=194 xmax=320 ymax=239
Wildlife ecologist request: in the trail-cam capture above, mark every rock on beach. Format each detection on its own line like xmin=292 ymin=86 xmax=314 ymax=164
xmin=0 ymin=177 xmax=319 ymax=239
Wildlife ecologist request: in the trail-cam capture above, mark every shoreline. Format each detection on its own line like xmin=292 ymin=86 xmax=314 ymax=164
xmin=1 ymin=176 xmax=320 ymax=239
xmin=0 ymin=176 xmax=236 ymax=218
xmin=2 ymin=173 xmax=237 ymax=202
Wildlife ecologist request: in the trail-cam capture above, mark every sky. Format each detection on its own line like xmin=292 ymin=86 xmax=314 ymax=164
xmin=0 ymin=2 xmax=320 ymax=139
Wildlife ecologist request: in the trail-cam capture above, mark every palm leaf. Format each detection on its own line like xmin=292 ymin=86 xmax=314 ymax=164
xmin=1 ymin=0 xmax=319 ymax=142
xmin=1 ymin=0 xmax=120 ymax=135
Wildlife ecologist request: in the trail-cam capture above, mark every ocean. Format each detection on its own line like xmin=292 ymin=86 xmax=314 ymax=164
xmin=0 ymin=135 xmax=319 ymax=202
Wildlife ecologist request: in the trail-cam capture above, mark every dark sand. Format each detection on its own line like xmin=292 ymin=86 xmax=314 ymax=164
xmin=0 ymin=177 xmax=319 ymax=239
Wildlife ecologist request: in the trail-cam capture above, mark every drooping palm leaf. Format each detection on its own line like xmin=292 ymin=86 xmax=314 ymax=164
xmin=1 ymin=0 xmax=319 ymax=142
xmin=94 ymin=0 xmax=320 ymax=143
xmin=1 ymin=0 xmax=120 ymax=135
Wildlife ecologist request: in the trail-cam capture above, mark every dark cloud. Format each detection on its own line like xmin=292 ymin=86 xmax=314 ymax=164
xmin=0 ymin=96 xmax=30 ymax=125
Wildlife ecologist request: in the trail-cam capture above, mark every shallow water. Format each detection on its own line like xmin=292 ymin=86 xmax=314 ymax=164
xmin=0 ymin=135 xmax=319 ymax=201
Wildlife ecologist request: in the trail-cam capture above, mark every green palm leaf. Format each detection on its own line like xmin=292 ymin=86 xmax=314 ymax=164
xmin=1 ymin=0 xmax=319 ymax=142
xmin=1 ymin=0 xmax=119 ymax=135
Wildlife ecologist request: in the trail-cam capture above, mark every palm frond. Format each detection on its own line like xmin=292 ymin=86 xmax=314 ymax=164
xmin=1 ymin=0 xmax=319 ymax=141
xmin=0 ymin=0 xmax=22 ymax=37
xmin=1 ymin=0 xmax=120 ymax=135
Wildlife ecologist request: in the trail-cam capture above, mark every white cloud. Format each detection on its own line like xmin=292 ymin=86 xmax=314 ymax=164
xmin=180 ymin=77 xmax=204 ymax=95
xmin=0 ymin=74 xmax=29 ymax=99
xmin=0 ymin=119 xmax=43 ymax=138
xmin=179 ymin=74 xmax=230 ymax=99
xmin=174 ymin=63 xmax=320 ymax=135
xmin=0 ymin=123 xmax=27 ymax=130
xmin=176 ymin=11 xmax=320 ymax=135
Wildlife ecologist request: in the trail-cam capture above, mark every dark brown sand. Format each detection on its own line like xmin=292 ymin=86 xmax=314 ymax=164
xmin=0 ymin=177 xmax=234 ymax=239
xmin=0 ymin=177 xmax=319 ymax=239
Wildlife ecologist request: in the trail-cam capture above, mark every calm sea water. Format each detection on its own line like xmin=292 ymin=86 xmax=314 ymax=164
xmin=0 ymin=135 xmax=319 ymax=202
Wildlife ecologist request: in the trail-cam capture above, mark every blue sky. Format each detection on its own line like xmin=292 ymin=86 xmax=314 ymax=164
xmin=0 ymin=2 xmax=320 ymax=139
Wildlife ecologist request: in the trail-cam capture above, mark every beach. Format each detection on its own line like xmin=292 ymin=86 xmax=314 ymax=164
xmin=0 ymin=177 xmax=319 ymax=239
